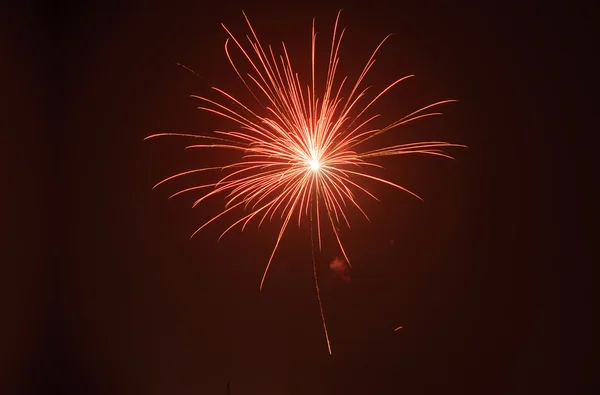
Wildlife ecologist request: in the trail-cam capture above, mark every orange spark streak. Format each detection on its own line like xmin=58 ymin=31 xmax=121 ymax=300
xmin=146 ymin=10 xmax=466 ymax=354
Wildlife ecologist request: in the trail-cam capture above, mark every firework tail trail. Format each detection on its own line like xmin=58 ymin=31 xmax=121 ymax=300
xmin=145 ymin=10 xmax=466 ymax=353
xmin=310 ymin=201 xmax=332 ymax=354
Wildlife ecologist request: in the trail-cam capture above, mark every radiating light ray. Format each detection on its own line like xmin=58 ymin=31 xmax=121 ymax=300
xmin=146 ymin=10 xmax=465 ymax=354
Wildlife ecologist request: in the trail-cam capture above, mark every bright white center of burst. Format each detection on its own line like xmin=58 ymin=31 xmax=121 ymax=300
xmin=310 ymin=159 xmax=320 ymax=171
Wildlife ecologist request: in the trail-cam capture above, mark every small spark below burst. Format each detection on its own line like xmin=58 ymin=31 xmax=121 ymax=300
xmin=146 ymin=10 xmax=465 ymax=354
xmin=329 ymin=256 xmax=351 ymax=283
xmin=394 ymin=326 xmax=404 ymax=331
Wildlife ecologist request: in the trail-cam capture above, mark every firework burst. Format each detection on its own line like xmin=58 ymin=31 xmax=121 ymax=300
xmin=146 ymin=10 xmax=465 ymax=354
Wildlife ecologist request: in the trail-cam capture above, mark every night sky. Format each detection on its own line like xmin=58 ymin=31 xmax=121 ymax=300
xmin=3 ymin=1 xmax=591 ymax=394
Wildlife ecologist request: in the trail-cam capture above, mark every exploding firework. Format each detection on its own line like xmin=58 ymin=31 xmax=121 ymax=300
xmin=146 ymin=11 xmax=465 ymax=354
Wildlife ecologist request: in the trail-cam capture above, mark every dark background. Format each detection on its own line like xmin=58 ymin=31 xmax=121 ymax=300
xmin=3 ymin=1 xmax=592 ymax=394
